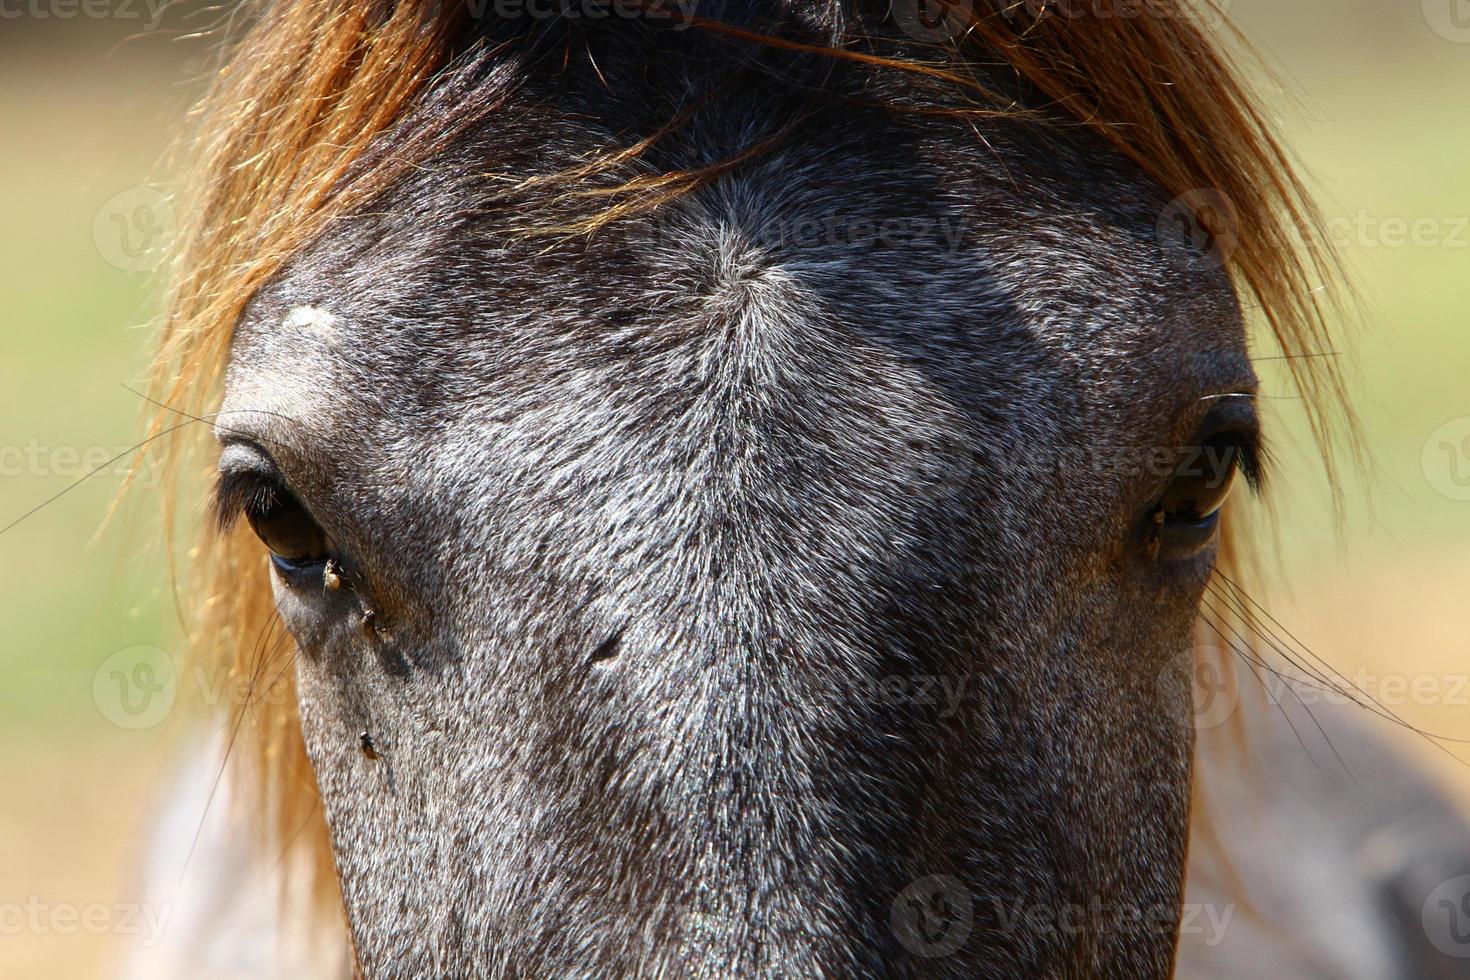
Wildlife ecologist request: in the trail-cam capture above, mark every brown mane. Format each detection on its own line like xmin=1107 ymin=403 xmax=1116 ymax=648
xmin=145 ymin=0 xmax=1353 ymax=948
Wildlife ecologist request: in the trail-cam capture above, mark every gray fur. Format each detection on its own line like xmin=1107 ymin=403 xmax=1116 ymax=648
xmin=217 ymin=7 xmax=1258 ymax=976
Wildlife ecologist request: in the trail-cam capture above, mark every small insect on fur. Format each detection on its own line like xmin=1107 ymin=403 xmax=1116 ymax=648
xmin=359 ymin=730 xmax=381 ymax=760
xmin=1146 ymin=507 xmax=1165 ymax=561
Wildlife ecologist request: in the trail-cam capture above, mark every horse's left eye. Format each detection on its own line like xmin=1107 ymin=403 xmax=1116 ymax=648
xmin=1159 ymin=434 xmax=1239 ymax=522
xmin=1151 ymin=430 xmax=1255 ymax=561
xmin=244 ymin=485 xmax=331 ymax=571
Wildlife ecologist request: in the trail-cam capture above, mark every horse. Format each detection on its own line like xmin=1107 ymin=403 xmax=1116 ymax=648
xmin=131 ymin=0 xmax=1470 ymax=975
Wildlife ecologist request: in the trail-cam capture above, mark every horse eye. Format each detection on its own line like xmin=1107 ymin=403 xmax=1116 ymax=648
xmin=244 ymin=485 xmax=330 ymax=567
xmin=1160 ymin=435 xmax=1240 ymax=521
xmin=1150 ymin=434 xmax=1247 ymax=560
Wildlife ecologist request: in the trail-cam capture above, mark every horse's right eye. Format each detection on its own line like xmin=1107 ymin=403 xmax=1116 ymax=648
xmin=243 ymin=485 xmax=331 ymax=570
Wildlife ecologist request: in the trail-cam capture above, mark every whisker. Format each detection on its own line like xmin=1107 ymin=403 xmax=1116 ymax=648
xmin=0 ymin=418 xmax=200 ymax=539
xmin=1198 ymin=594 xmax=1360 ymax=790
xmin=121 ymin=383 xmax=307 ymax=450
xmin=252 ymin=629 xmax=302 ymax=710
xmin=1204 ymin=582 xmax=1354 ymax=704
xmin=266 ymin=794 xmax=323 ymax=881
xmin=1207 ymin=574 xmax=1363 ymax=702
xmin=0 ymin=385 xmax=314 ymax=540
xmin=1252 ymin=351 xmax=1342 ymax=362
xmin=1196 ymin=392 xmax=1305 ymax=402
xmin=1204 ymin=583 xmax=1400 ymax=739
xmin=1196 ymin=604 xmax=1323 ymax=772
xmin=1208 ymin=575 xmax=1412 ymax=723
xmin=1207 ymin=571 xmax=1470 ymax=755
xmin=181 ymin=604 xmax=290 ymax=885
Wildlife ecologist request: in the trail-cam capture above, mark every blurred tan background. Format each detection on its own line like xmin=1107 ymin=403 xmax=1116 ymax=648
xmin=1 ymin=2 xmax=1468 ymax=974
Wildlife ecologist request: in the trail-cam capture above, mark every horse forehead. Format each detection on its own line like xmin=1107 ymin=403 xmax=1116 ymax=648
xmin=275 ymin=191 xmax=1171 ymax=367
xmin=230 ymin=106 xmax=1238 ymax=444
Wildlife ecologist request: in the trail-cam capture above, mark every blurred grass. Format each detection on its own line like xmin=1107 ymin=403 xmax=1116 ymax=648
xmin=1 ymin=3 xmax=1469 ymax=975
xmin=1230 ymin=1 xmax=1470 ymax=562
xmin=0 ymin=22 xmax=199 ymax=977
xmin=1225 ymin=3 xmax=1470 ymax=790
xmin=0 ymin=26 xmax=185 ymax=734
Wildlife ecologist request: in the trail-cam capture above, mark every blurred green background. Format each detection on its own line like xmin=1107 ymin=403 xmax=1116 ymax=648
xmin=1 ymin=2 xmax=1468 ymax=974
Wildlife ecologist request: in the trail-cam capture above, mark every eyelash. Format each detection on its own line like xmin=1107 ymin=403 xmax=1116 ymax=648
xmin=214 ymin=463 xmax=336 ymax=576
xmin=1215 ymin=432 xmax=1265 ymax=491
xmin=211 ymin=471 xmax=284 ymax=534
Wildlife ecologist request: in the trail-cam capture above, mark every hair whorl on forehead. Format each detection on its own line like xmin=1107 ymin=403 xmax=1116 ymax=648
xmin=145 ymin=0 xmax=1351 ymax=949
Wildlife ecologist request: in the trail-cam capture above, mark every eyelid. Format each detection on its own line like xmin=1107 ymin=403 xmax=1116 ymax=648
xmin=1195 ymin=397 xmax=1265 ymax=490
xmin=212 ymin=440 xmax=284 ymax=533
xmin=212 ymin=440 xmax=345 ymax=561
